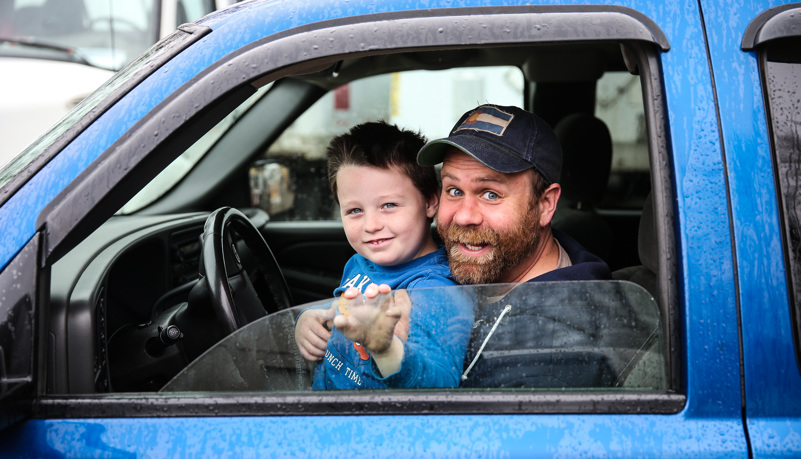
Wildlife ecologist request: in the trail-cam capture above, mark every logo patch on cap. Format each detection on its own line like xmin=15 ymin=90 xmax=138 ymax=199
xmin=454 ymin=106 xmax=514 ymax=136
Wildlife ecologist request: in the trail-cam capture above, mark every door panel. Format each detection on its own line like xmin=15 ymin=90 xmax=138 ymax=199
xmin=262 ymin=222 xmax=353 ymax=304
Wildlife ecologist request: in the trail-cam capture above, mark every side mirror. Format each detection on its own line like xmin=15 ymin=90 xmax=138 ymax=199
xmin=249 ymin=161 xmax=295 ymax=216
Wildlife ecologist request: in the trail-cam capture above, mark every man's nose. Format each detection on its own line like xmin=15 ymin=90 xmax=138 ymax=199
xmin=451 ymin=198 xmax=483 ymax=227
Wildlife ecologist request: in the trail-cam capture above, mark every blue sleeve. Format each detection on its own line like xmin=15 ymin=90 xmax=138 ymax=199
xmin=332 ymin=255 xmax=361 ymax=297
xmin=380 ymin=283 xmax=474 ymax=388
xmin=293 ymin=301 xmax=335 ymax=328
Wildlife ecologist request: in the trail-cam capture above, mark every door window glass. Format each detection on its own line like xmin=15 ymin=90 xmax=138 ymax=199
xmin=763 ymin=36 xmax=801 ymax=360
xmin=161 ymin=281 xmax=667 ymax=393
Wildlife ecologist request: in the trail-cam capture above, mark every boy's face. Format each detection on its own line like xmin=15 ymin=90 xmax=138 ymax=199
xmin=336 ymin=165 xmax=438 ymax=267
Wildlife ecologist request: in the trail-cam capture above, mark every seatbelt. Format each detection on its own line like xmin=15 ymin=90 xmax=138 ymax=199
xmin=461 ymin=304 xmax=512 ymax=381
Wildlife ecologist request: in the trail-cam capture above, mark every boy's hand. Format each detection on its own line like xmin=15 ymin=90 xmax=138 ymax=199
xmin=334 ymin=284 xmax=401 ymax=356
xmin=294 ymin=304 xmax=335 ymax=361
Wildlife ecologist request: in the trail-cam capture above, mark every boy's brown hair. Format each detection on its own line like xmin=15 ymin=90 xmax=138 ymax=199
xmin=327 ymin=121 xmax=438 ymax=205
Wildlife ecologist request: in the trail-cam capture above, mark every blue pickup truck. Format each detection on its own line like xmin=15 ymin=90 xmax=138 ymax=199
xmin=0 ymin=0 xmax=799 ymax=456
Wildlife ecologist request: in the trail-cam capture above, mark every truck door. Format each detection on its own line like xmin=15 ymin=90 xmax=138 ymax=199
xmin=708 ymin=2 xmax=801 ymax=456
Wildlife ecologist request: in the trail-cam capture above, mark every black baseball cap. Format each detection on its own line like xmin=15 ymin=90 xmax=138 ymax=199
xmin=417 ymin=104 xmax=562 ymax=184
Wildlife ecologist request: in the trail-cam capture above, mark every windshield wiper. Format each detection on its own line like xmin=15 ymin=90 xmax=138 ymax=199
xmin=0 ymin=36 xmax=94 ymax=67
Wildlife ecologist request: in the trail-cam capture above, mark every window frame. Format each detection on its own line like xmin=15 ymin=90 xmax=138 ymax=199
xmin=36 ymin=5 xmax=682 ymax=417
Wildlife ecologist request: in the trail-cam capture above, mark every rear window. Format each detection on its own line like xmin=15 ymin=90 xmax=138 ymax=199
xmin=762 ymin=35 xmax=801 ymax=362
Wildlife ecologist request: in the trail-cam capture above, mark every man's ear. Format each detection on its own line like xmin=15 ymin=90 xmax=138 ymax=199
xmin=538 ymin=183 xmax=561 ymax=227
xmin=425 ymin=193 xmax=440 ymax=219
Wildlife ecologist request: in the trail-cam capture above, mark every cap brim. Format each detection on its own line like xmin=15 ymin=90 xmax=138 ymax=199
xmin=417 ymin=136 xmax=533 ymax=173
xmin=417 ymin=139 xmax=459 ymax=166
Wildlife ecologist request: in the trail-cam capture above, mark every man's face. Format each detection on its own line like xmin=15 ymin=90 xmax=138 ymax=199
xmin=437 ymin=150 xmax=541 ymax=284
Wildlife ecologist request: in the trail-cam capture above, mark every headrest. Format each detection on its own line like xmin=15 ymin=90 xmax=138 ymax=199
xmin=553 ymin=114 xmax=612 ymax=207
xmin=638 ymin=192 xmax=658 ymax=273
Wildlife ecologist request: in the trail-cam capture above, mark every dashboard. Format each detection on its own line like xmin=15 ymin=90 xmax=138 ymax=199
xmin=48 ymin=213 xmax=210 ymax=394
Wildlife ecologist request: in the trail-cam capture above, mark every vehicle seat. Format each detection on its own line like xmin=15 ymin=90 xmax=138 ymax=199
xmin=613 ymin=191 xmax=657 ymax=299
xmin=611 ymin=192 xmax=665 ymax=388
xmin=551 ymin=113 xmax=613 ymax=260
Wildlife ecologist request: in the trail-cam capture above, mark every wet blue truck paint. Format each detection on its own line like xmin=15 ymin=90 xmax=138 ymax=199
xmin=655 ymin=0 xmax=741 ymax=425
xmin=0 ymin=0 xmax=798 ymax=456
xmin=5 ymin=415 xmax=747 ymax=457
xmin=700 ymin=0 xmax=801 ymax=456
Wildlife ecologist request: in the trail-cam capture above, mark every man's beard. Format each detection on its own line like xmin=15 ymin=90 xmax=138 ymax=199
xmin=438 ymin=203 xmax=541 ymax=284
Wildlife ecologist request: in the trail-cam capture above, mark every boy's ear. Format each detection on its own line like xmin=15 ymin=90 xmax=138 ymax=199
xmin=425 ymin=193 xmax=439 ymax=219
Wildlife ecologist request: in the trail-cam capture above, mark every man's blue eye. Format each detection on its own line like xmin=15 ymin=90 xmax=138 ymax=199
xmin=483 ymin=191 xmax=499 ymax=200
xmin=448 ymin=188 xmax=463 ymax=197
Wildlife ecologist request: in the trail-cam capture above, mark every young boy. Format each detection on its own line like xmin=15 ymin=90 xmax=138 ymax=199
xmin=294 ymin=121 xmax=471 ymax=390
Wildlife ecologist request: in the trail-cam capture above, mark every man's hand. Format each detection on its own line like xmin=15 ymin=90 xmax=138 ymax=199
xmin=294 ymin=304 xmax=335 ymax=361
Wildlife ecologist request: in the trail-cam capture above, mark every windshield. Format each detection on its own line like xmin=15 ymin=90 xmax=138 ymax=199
xmin=117 ymin=83 xmax=273 ymax=214
xmin=0 ymin=0 xmax=158 ymax=70
xmin=161 ymin=281 xmax=667 ymax=393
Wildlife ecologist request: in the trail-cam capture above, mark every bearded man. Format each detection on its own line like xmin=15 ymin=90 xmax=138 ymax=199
xmin=417 ymin=104 xmax=611 ymax=284
xmin=416 ymin=104 xmax=613 ymax=388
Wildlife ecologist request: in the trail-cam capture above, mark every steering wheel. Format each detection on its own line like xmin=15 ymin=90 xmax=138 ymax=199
xmin=202 ymin=207 xmax=292 ymax=334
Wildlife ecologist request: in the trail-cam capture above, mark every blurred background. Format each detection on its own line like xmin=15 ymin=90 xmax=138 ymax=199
xmin=0 ymin=0 xmax=239 ymax=167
